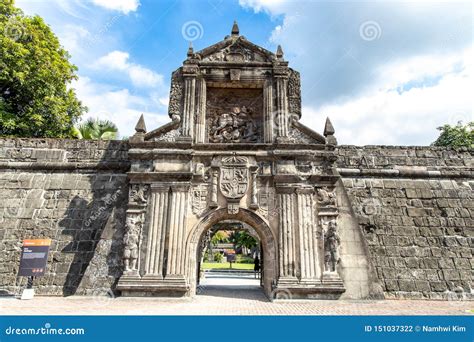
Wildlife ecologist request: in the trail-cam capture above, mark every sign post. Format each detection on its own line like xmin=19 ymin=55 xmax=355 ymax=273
xmin=18 ymin=239 xmax=51 ymax=300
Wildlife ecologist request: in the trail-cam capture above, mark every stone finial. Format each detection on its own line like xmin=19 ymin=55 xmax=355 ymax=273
xmin=324 ymin=117 xmax=335 ymax=136
xmin=231 ymin=20 xmax=239 ymax=36
xmin=324 ymin=117 xmax=337 ymax=145
xmin=276 ymin=45 xmax=284 ymax=59
xmin=187 ymin=42 xmax=194 ymax=58
xmin=135 ymin=114 xmax=147 ymax=133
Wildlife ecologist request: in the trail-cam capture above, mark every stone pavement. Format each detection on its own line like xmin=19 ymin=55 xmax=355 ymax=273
xmin=0 ymin=285 xmax=472 ymax=316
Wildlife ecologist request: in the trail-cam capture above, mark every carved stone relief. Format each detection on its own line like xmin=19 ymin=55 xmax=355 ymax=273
xmin=288 ymin=69 xmax=301 ymax=118
xmin=316 ymin=187 xmax=337 ymax=207
xmin=202 ymin=42 xmax=269 ymax=63
xmin=123 ymin=214 xmax=142 ymax=275
xmin=206 ymin=88 xmax=263 ymax=143
xmin=154 ymin=128 xmax=181 ymax=142
xmin=191 ymin=184 xmax=209 ymax=216
xmin=257 ymin=187 xmax=277 ymax=219
xmin=219 ymin=155 xmax=249 ymax=214
xmin=287 ymin=127 xmax=320 ymax=144
xmin=323 ymin=219 xmax=340 ymax=273
xmin=129 ymin=184 xmax=149 ymax=205
xmin=168 ymin=71 xmax=183 ymax=118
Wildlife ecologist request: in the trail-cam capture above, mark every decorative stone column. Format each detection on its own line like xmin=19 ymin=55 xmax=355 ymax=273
xmin=273 ymin=48 xmax=290 ymax=142
xmin=179 ymin=46 xmax=198 ymax=141
xmin=276 ymin=186 xmax=298 ymax=285
xmin=296 ymin=187 xmax=320 ymax=282
xmin=249 ymin=167 xmax=259 ymax=209
xmin=194 ymin=78 xmax=206 ymax=143
xmin=263 ymin=79 xmax=274 ymax=143
xmin=275 ymin=74 xmax=289 ymax=140
xmin=316 ymin=186 xmax=344 ymax=289
xmin=181 ymin=76 xmax=196 ymax=139
xmin=143 ymin=184 xmax=169 ymax=279
xmin=116 ymin=184 xmax=149 ymax=294
xmin=210 ymin=169 xmax=218 ymax=208
xmin=165 ymin=183 xmax=189 ymax=284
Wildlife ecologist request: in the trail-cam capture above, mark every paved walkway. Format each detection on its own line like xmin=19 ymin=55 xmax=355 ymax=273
xmin=1 ymin=293 xmax=472 ymax=316
xmin=1 ymin=273 xmax=472 ymax=316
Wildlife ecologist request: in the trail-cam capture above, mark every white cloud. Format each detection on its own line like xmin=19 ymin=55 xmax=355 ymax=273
xmin=239 ymin=0 xmax=472 ymax=145
xmin=72 ymin=77 xmax=168 ymax=138
xmin=95 ymin=51 xmax=164 ymax=88
xmin=96 ymin=51 xmax=130 ymax=70
xmin=301 ymin=49 xmax=472 ymax=145
xmin=91 ymin=0 xmax=140 ymax=14
xmin=56 ymin=24 xmax=90 ymax=56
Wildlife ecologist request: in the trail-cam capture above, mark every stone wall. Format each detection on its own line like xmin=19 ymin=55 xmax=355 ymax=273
xmin=0 ymin=138 xmax=129 ymax=296
xmin=0 ymin=139 xmax=472 ymax=300
xmin=337 ymin=146 xmax=473 ymax=300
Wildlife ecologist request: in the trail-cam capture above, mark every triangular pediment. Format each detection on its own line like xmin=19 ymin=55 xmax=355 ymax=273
xmin=197 ymin=36 xmax=275 ymax=63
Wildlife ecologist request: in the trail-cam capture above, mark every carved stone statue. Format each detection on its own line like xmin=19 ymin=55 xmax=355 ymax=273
xmin=209 ymin=106 xmax=258 ymax=143
xmin=324 ymin=220 xmax=340 ymax=272
xmin=123 ymin=216 xmax=141 ymax=273
xmin=129 ymin=184 xmax=148 ymax=204
xmin=317 ymin=187 xmax=336 ymax=207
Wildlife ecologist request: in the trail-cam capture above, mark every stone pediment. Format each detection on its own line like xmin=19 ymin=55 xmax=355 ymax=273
xmin=197 ymin=36 xmax=275 ymax=64
xmin=144 ymin=119 xmax=180 ymax=142
xmin=288 ymin=121 xmax=326 ymax=145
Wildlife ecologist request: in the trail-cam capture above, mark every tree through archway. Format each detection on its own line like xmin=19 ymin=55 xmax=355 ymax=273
xmin=186 ymin=208 xmax=277 ymax=298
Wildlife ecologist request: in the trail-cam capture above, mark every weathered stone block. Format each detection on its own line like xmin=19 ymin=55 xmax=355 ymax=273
xmin=398 ymin=280 xmax=416 ymax=292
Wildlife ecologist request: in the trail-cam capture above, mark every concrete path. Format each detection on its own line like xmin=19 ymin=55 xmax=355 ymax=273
xmin=0 ymin=274 xmax=472 ymax=315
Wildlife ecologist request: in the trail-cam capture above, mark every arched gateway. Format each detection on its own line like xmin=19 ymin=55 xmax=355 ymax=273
xmin=117 ymin=22 xmax=352 ymax=299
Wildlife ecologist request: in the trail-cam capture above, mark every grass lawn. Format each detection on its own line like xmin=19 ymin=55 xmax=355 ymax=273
xmin=201 ymin=262 xmax=254 ymax=270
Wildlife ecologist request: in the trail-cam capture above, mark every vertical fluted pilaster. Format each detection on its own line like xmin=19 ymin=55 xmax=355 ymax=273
xmin=296 ymin=189 xmax=320 ymax=280
xmin=250 ymin=169 xmax=258 ymax=209
xmin=166 ymin=184 xmax=189 ymax=277
xmin=275 ymin=76 xmax=288 ymax=138
xmin=195 ymin=78 xmax=206 ymax=143
xmin=144 ymin=185 xmax=169 ymax=277
xmin=182 ymin=76 xmax=196 ymax=137
xmin=277 ymin=191 xmax=297 ymax=279
xmin=263 ymin=80 xmax=274 ymax=143
xmin=210 ymin=169 xmax=218 ymax=207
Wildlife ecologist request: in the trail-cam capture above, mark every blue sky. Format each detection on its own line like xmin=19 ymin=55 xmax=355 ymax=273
xmin=16 ymin=0 xmax=472 ymax=145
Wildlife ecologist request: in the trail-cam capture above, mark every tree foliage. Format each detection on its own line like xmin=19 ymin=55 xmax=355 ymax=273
xmin=432 ymin=121 xmax=474 ymax=148
xmin=211 ymin=231 xmax=228 ymax=245
xmin=230 ymin=230 xmax=258 ymax=250
xmin=73 ymin=118 xmax=119 ymax=140
xmin=0 ymin=0 xmax=86 ymax=138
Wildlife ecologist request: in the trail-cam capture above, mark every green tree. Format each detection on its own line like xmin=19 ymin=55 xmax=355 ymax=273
xmin=0 ymin=0 xmax=86 ymax=138
xmin=211 ymin=231 xmax=228 ymax=245
xmin=432 ymin=121 xmax=474 ymax=148
xmin=73 ymin=118 xmax=119 ymax=140
xmin=231 ymin=230 xmax=258 ymax=250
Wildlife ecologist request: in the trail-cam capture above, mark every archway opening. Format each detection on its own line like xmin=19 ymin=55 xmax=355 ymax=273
xmin=187 ymin=208 xmax=276 ymax=299
xmin=197 ymin=220 xmax=262 ymax=296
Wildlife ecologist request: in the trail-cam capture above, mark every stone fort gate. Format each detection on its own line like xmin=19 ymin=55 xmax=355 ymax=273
xmin=117 ymin=22 xmax=367 ymax=299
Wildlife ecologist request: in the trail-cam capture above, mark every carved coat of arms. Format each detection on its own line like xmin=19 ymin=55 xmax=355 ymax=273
xmin=220 ymin=167 xmax=248 ymax=199
xmin=192 ymin=184 xmax=208 ymax=216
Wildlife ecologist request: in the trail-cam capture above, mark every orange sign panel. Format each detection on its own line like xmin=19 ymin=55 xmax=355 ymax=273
xmin=23 ymin=239 xmax=52 ymax=247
